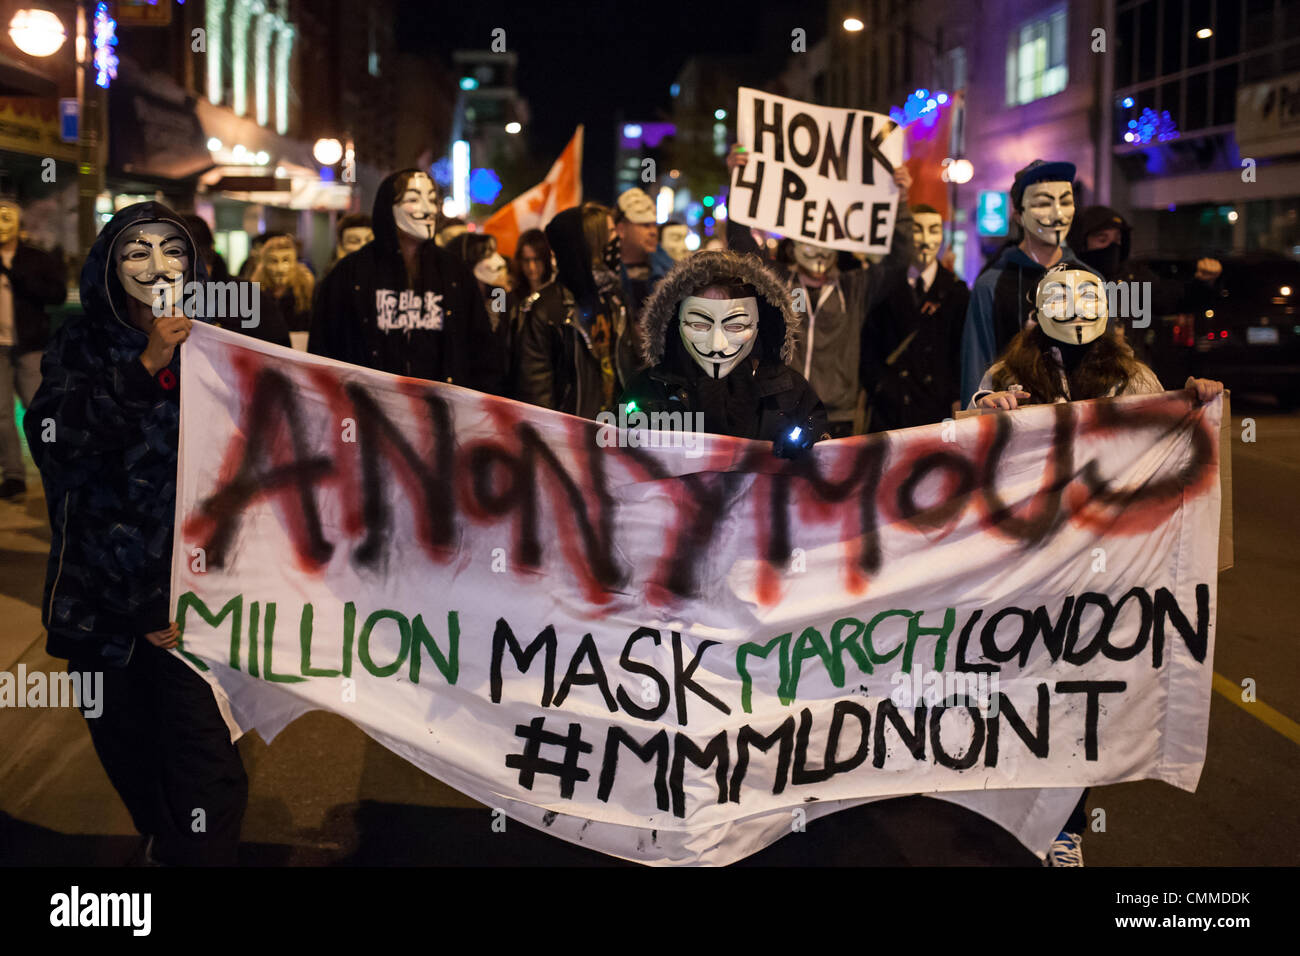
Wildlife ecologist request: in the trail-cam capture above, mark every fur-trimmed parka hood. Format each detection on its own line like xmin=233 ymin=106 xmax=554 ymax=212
xmin=637 ymin=250 xmax=799 ymax=369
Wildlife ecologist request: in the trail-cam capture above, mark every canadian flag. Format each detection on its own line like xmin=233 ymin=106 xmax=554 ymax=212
xmin=483 ymin=126 xmax=583 ymax=258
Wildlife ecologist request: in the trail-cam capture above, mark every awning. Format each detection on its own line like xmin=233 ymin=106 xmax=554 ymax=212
xmin=0 ymin=52 xmax=56 ymax=97
xmin=109 ymin=82 xmax=215 ymax=182
xmin=199 ymin=161 xmax=353 ymax=211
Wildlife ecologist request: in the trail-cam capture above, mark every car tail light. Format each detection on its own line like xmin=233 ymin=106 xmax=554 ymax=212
xmin=1171 ymin=314 xmax=1195 ymax=347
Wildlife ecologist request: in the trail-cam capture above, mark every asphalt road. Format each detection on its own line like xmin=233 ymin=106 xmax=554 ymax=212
xmin=2 ymin=394 xmax=1297 ymax=867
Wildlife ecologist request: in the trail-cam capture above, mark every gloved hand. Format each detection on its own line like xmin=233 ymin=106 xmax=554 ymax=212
xmin=772 ymin=416 xmax=821 ymax=459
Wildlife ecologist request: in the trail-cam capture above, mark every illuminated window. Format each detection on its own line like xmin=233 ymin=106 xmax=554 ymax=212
xmin=254 ymin=10 xmax=273 ymax=127
xmin=231 ymin=0 xmax=252 ymax=117
xmin=274 ymin=20 xmax=294 ymax=135
xmin=205 ymin=0 xmax=225 ymax=105
xmin=1006 ymin=5 xmax=1068 ymax=106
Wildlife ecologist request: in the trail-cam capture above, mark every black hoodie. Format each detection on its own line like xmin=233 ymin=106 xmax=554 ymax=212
xmin=25 ymin=201 xmax=207 ymax=664
xmin=1066 ymin=204 xmax=1216 ymax=319
xmin=308 ymin=169 xmax=500 ymax=390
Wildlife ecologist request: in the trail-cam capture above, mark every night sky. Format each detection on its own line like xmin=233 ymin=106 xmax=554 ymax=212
xmin=396 ymin=0 xmax=824 ymax=199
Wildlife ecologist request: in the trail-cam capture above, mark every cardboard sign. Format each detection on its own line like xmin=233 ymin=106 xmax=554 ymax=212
xmin=729 ymin=87 xmax=903 ymax=254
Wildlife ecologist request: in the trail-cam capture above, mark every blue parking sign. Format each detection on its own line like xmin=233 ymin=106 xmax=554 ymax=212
xmin=977 ymin=191 xmax=1008 ymax=236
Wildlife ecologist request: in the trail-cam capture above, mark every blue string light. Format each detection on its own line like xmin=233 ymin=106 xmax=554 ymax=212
xmin=93 ymin=2 xmax=118 ymax=89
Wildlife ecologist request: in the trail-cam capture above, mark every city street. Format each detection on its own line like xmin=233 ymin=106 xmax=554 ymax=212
xmin=2 ymin=393 xmax=1296 ymax=867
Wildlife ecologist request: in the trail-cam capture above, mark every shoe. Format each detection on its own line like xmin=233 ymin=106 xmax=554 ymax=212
xmin=0 ymin=479 xmax=25 ymax=500
xmin=1046 ymin=830 xmax=1083 ymax=867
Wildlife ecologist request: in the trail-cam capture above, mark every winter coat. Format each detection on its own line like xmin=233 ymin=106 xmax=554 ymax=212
xmin=621 ymin=249 xmax=828 ymax=443
xmin=25 ymin=201 xmax=208 ymax=665
xmin=308 ymin=169 xmax=500 ymax=391
xmin=864 ymin=261 xmax=970 ymax=431
xmin=516 ymin=207 xmax=629 ymax=419
xmin=0 ymin=241 xmax=67 ymax=356
xmin=726 ymin=199 xmax=914 ymax=430
xmin=959 ymin=244 xmax=1092 ymax=403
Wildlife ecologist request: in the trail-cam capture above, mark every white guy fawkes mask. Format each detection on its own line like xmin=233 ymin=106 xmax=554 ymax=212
xmin=1036 ymin=268 xmax=1108 ymax=346
xmin=678 ymin=295 xmax=759 ymax=379
xmin=474 ymin=252 xmax=509 ymax=287
xmin=911 ymin=212 xmax=944 ymax=269
xmin=263 ymin=244 xmax=297 ymax=291
xmin=1018 ymin=180 xmax=1075 ymax=247
xmin=113 ymin=221 xmax=189 ymax=312
xmin=393 ymin=172 xmax=439 ymax=240
xmin=661 ymin=224 xmax=690 ymax=262
xmin=793 ymin=240 xmax=836 ymax=277
xmin=337 ymin=226 xmax=373 ymax=258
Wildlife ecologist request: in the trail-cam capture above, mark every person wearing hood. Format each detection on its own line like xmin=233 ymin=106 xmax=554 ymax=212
xmin=621 ymin=249 xmax=828 ymax=454
xmin=725 ymin=145 xmax=915 ymax=437
xmin=446 ymin=231 xmax=519 ymax=397
xmin=308 ymin=169 xmax=501 ymax=392
xmin=24 ymin=201 xmax=248 ymax=866
xmin=1068 ymin=205 xmax=1221 ymax=337
xmin=959 ymin=159 xmax=1093 ymax=403
xmin=517 ymin=201 xmax=629 ymax=418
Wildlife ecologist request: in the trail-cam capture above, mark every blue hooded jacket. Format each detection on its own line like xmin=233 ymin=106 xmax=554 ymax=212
xmin=25 ymin=201 xmax=208 ymax=666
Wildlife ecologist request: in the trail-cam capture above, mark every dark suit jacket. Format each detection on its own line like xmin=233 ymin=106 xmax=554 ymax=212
xmin=862 ymin=263 xmax=970 ymax=432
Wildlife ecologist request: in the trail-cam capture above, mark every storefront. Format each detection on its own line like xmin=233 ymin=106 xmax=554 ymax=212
xmin=195 ymin=98 xmax=353 ymax=277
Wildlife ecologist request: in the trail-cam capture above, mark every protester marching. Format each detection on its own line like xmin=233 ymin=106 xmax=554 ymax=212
xmin=2 ymin=4 xmax=1288 ymax=907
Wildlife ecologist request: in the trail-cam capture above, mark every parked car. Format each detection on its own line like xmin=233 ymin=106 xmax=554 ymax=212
xmin=1136 ymin=253 xmax=1300 ymax=405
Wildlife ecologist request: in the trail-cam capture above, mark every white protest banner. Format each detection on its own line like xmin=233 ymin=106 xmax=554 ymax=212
xmin=729 ymin=86 xmax=904 ymax=254
xmin=173 ymin=324 xmax=1222 ymax=865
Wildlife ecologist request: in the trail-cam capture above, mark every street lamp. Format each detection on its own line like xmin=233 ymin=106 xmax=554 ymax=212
xmin=843 ymin=17 xmax=864 ymax=31
xmin=942 ymin=158 xmax=974 ymax=183
xmin=9 ymin=8 xmax=66 ymax=57
xmin=504 ymin=121 xmax=521 ymax=134
xmin=313 ymin=138 xmax=343 ymax=166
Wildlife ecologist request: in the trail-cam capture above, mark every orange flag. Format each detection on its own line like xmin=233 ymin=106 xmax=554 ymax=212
xmin=483 ymin=126 xmax=583 ymax=258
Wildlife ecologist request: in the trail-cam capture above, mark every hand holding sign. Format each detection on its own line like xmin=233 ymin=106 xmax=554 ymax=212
xmin=729 ymin=87 xmax=903 ymax=254
xmin=726 ymin=144 xmax=749 ymax=173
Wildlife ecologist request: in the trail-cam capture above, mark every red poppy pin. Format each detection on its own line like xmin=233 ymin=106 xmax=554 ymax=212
xmin=157 ymin=368 xmax=178 ymax=390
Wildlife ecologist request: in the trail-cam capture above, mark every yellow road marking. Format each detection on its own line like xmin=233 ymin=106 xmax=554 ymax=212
xmin=1213 ymin=672 xmax=1300 ymax=746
